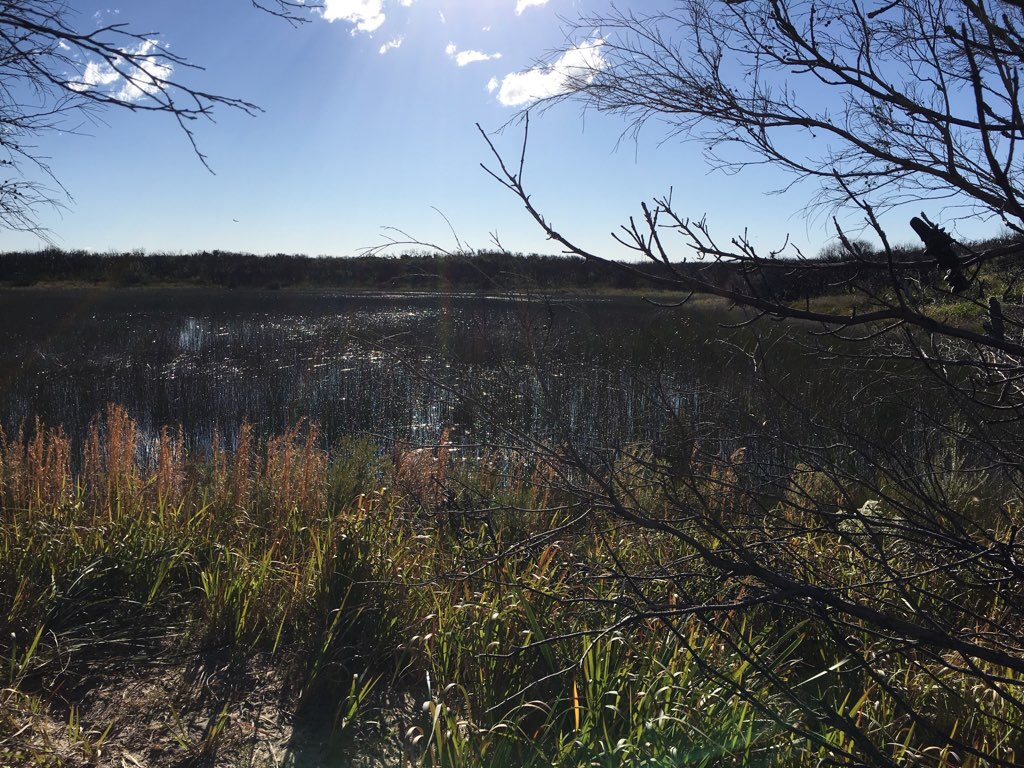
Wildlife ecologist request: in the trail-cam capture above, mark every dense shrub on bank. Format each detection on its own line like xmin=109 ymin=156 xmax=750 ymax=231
xmin=4 ymin=236 xmax=1023 ymax=306
xmin=0 ymin=248 xmax=652 ymax=291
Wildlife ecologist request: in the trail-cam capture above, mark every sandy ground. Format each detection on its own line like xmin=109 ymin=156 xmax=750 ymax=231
xmin=2 ymin=650 xmax=416 ymax=768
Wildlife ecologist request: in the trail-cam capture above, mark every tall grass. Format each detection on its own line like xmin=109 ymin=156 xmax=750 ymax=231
xmin=0 ymin=407 xmax=1020 ymax=766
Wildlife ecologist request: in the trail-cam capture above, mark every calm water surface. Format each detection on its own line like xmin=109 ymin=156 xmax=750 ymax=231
xmin=0 ymin=288 xmax=920 ymax=464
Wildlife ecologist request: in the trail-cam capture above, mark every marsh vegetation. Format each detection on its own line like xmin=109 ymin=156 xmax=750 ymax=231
xmin=0 ymin=289 xmax=1020 ymax=766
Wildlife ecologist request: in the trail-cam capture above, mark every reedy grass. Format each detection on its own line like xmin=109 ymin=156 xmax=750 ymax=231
xmin=0 ymin=407 xmax=1020 ymax=766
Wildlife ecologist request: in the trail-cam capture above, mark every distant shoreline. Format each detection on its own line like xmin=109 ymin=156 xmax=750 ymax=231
xmin=0 ymin=249 xmax=664 ymax=293
xmin=0 ymin=247 xmax=881 ymax=300
xmin=1 ymin=245 xmax=1011 ymax=326
xmin=0 ymin=281 xmax=729 ymax=303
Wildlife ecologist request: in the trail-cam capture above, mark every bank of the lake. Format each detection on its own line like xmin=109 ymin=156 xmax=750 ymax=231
xmin=2 ymin=410 xmax=1019 ymax=767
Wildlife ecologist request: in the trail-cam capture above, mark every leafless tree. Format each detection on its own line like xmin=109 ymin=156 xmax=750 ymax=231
xmin=488 ymin=0 xmax=1024 ymax=351
xmin=473 ymin=1 xmax=1024 ymax=763
xmin=0 ymin=0 xmax=318 ymax=236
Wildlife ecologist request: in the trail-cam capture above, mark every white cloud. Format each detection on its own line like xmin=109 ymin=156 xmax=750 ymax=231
xmin=319 ymin=1 xmax=414 ymax=34
xmin=438 ymin=11 xmax=446 ymax=24
xmin=515 ymin=0 xmax=549 ymax=15
xmin=487 ymin=77 xmax=499 ymax=93
xmin=446 ymin=42 xmax=502 ymax=67
xmin=322 ymin=0 xmax=386 ymax=33
xmin=494 ymin=38 xmax=605 ymax=107
xmin=79 ymin=60 xmax=119 ymax=89
xmin=379 ymin=35 xmax=404 ymax=54
xmin=456 ymin=50 xmax=502 ymax=66
xmin=69 ymin=39 xmax=174 ymax=103
xmin=115 ymin=40 xmax=174 ymax=101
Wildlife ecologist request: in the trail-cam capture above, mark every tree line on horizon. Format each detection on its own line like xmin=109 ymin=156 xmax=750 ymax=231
xmin=2 ymin=235 xmax=1019 ymax=298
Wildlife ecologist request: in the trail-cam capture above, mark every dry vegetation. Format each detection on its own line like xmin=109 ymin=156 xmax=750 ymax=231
xmin=0 ymin=406 xmax=1021 ymax=766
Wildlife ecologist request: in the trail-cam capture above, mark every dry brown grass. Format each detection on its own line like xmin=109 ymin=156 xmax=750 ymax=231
xmin=392 ymin=427 xmax=451 ymax=509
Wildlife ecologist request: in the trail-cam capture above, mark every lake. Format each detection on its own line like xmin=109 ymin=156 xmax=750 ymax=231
xmin=0 ymin=288 xmax=929 ymax=470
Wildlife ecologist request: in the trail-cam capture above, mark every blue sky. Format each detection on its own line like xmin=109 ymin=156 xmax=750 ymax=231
xmin=1 ymin=0 xmax=940 ymax=258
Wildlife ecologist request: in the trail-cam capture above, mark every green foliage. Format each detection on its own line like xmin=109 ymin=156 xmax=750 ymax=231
xmin=0 ymin=412 xmax=1021 ymax=766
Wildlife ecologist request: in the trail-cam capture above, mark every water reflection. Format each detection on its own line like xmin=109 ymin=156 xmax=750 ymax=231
xmin=0 ymin=288 xmax=918 ymax=467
